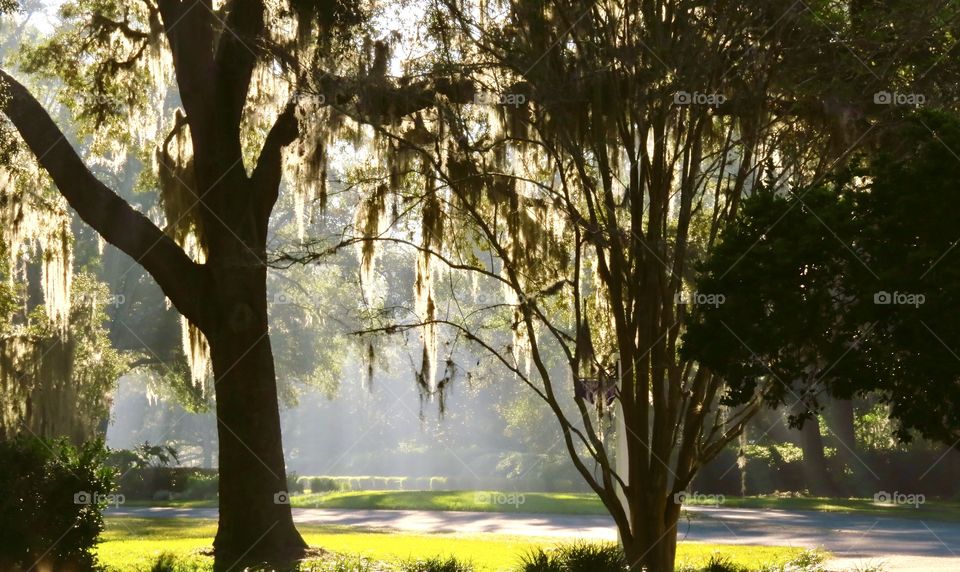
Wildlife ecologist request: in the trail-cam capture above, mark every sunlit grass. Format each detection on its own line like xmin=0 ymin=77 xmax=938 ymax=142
xmin=289 ymin=490 xmax=607 ymax=515
xmin=684 ymin=495 xmax=960 ymax=521
xmin=96 ymin=517 xmax=808 ymax=571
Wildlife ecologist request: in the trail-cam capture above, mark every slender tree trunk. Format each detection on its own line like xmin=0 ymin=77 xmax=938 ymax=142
xmin=739 ymin=426 xmax=749 ymax=496
xmin=206 ymin=254 xmax=306 ymax=564
xmin=624 ymin=501 xmax=680 ymax=571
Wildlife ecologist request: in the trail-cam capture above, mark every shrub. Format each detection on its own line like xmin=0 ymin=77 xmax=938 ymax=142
xmin=148 ymin=553 xmax=185 ymax=572
xmin=516 ymin=549 xmax=562 ymax=572
xmin=146 ymin=552 xmax=213 ymax=572
xmin=306 ymin=554 xmax=382 ymax=571
xmin=757 ymin=549 xmax=827 ymax=572
xmin=401 ymin=556 xmax=474 ymax=572
xmin=702 ymin=554 xmax=746 ymax=572
xmin=309 ymin=477 xmax=340 ymax=493
xmin=115 ymin=467 xmax=218 ymax=500
xmin=0 ymin=436 xmax=115 ymax=571
xmin=287 ymin=471 xmax=305 ymax=494
xmin=518 ymin=542 xmax=625 ymax=572
xmin=182 ymin=473 xmax=219 ymax=500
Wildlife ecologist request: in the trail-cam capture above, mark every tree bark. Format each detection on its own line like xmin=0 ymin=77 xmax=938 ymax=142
xmin=0 ymin=68 xmax=307 ymax=565
xmin=827 ymin=398 xmax=866 ymax=494
xmin=623 ymin=501 xmax=680 ymax=571
xmin=206 ymin=260 xmax=306 ymax=564
xmin=796 ymin=412 xmax=837 ymax=496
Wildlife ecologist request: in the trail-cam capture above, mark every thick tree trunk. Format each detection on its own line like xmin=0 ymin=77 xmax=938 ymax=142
xmin=797 ymin=414 xmax=837 ymax=496
xmin=206 ymin=262 xmax=306 ymax=565
xmin=827 ymin=398 xmax=865 ymax=494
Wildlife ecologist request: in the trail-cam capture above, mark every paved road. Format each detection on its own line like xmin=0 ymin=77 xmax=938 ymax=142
xmin=108 ymin=506 xmax=960 ymax=571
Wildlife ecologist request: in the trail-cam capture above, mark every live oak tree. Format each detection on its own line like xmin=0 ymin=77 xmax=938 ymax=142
xmin=274 ymin=1 xmax=960 ymax=569
xmin=0 ymin=270 xmax=127 ymax=444
xmin=0 ymin=0 xmax=379 ymax=563
xmin=0 ymin=13 xmax=130 ymax=447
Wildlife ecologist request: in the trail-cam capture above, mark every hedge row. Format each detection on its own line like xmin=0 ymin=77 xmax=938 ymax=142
xmin=294 ymin=475 xmax=581 ymax=493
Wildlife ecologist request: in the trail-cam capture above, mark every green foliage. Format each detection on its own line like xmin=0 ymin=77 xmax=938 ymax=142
xmin=683 ymin=183 xmax=862 ymax=416
xmin=134 ymin=442 xmax=180 ymax=468
xmin=0 ymin=435 xmax=115 ymax=571
xmin=854 ymin=403 xmax=906 ymax=452
xmin=182 ymin=473 xmax=218 ymax=500
xmin=518 ymin=542 xmax=626 ymax=572
xmin=287 ymin=471 xmax=305 ymax=494
xmin=267 ymin=264 xmax=353 ymax=405
xmin=703 ymin=555 xmax=745 ymax=572
xmin=742 ymin=443 xmax=804 ymax=465
xmin=758 ymin=549 xmax=827 ymax=572
xmin=306 ymin=555 xmax=384 ymax=572
xmin=107 ymin=442 xmax=180 ymax=472
xmin=685 ymin=111 xmax=960 ymax=443
xmin=149 ymin=552 xmax=188 ymax=572
xmin=308 ymin=476 xmax=341 ymax=492
xmin=17 ymin=0 xmax=162 ymax=138
xmin=400 ymin=556 xmax=474 ymax=572
xmin=0 ymin=270 xmax=128 ymax=442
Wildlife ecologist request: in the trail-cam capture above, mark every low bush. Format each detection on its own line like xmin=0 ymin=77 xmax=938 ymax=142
xmin=308 ymin=555 xmax=383 ymax=571
xmin=702 ymin=554 xmax=746 ymax=572
xmin=148 ymin=552 xmax=188 ymax=572
xmin=758 ymin=549 xmax=827 ymax=572
xmin=309 ymin=477 xmax=340 ymax=493
xmin=115 ymin=467 xmax=218 ymax=500
xmin=518 ymin=542 xmax=625 ymax=572
xmin=400 ymin=556 xmax=474 ymax=572
xmin=0 ymin=436 xmax=115 ymax=571
xmin=287 ymin=471 xmax=305 ymax=494
xmin=182 ymin=473 xmax=218 ymax=500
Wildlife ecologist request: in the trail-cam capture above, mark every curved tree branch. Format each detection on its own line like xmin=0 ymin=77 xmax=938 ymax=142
xmin=214 ymin=0 xmax=264 ymax=131
xmin=0 ymin=69 xmax=208 ymax=329
xmin=252 ymin=103 xmax=299 ymax=218
xmin=157 ymin=0 xmax=215 ymax=152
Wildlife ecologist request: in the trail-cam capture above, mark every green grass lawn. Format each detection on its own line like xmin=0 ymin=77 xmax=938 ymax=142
xmin=289 ymin=490 xmax=607 ymax=515
xmin=682 ymin=494 xmax=960 ymax=521
xmin=129 ymin=490 xmax=960 ymax=522
xmin=96 ymin=516 xmax=809 ymax=571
